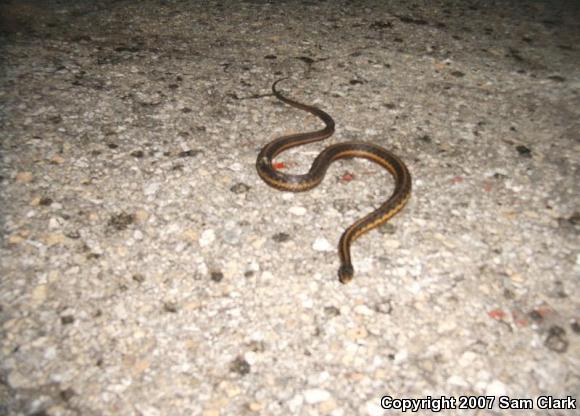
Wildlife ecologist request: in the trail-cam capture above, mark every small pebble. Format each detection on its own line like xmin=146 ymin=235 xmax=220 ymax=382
xmin=312 ymin=237 xmax=333 ymax=252
xmin=230 ymin=183 xmax=250 ymax=194
xmin=486 ymin=379 xmax=507 ymax=396
xmin=31 ymin=284 xmax=48 ymax=305
xmin=288 ymin=394 xmax=304 ymax=413
xmin=16 ymin=172 xmax=33 ymax=183
xmin=230 ymin=356 xmax=251 ymax=375
xmin=393 ymin=349 xmax=408 ymax=365
xmin=144 ymin=182 xmax=160 ymax=196
xmin=199 ymin=229 xmax=216 ymax=247
xmin=289 ymin=206 xmax=307 ymax=216
xmin=365 ymin=401 xmax=384 ymax=416
xmin=447 ymin=375 xmax=469 ymax=387
xmin=303 ymin=388 xmax=331 ymax=404
xmin=346 ymin=326 xmax=368 ymax=340
xmin=353 ymin=304 xmax=373 ymax=316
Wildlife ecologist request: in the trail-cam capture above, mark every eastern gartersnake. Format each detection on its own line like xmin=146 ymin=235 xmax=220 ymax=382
xmin=257 ymin=78 xmax=412 ymax=283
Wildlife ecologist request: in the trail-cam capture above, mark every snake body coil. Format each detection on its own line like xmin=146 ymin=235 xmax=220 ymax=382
xmin=257 ymin=78 xmax=412 ymax=283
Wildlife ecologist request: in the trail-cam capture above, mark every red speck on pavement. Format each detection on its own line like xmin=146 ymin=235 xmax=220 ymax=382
xmin=488 ymin=309 xmax=507 ymax=320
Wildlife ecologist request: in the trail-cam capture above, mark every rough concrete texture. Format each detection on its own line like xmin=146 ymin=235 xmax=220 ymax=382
xmin=1 ymin=0 xmax=579 ymax=415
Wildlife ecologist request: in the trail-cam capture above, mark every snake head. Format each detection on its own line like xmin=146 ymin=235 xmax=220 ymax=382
xmin=338 ymin=264 xmax=354 ymax=284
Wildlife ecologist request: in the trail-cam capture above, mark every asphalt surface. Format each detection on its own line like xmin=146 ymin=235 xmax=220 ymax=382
xmin=1 ymin=1 xmax=579 ymax=415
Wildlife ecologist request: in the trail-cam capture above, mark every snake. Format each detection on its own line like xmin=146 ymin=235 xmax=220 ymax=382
xmin=256 ymin=78 xmax=412 ymax=283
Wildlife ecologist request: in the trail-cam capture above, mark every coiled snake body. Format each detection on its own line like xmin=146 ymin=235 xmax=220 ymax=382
xmin=257 ymin=78 xmax=412 ymax=283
